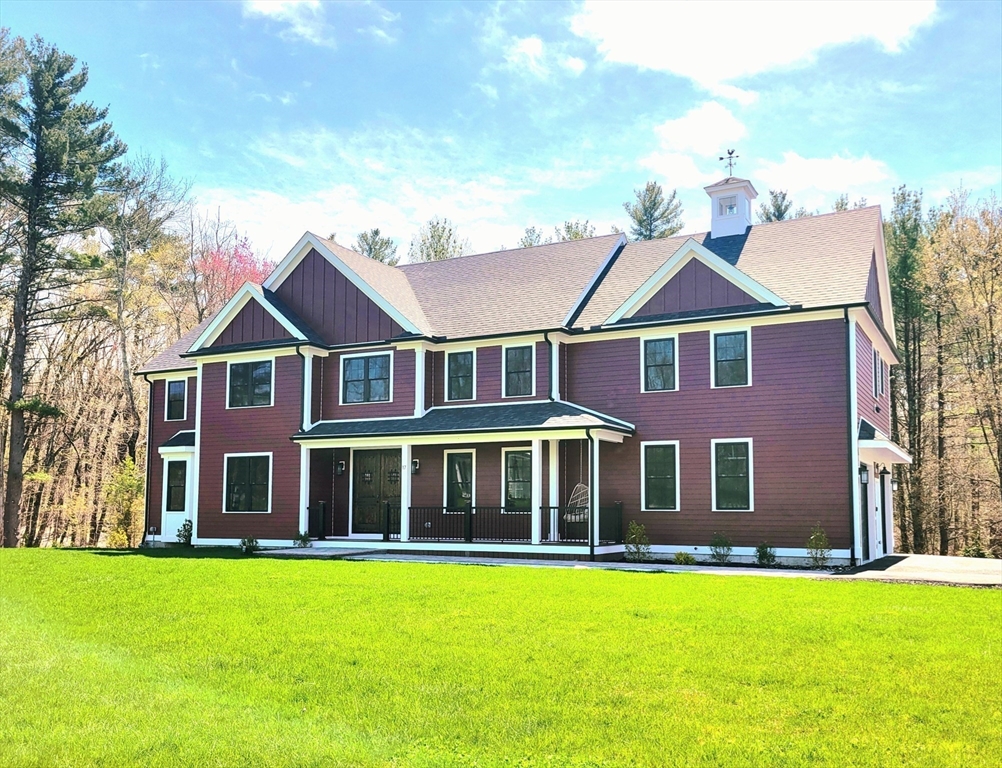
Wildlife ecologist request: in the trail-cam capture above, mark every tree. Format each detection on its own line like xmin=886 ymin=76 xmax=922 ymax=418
xmin=623 ymin=180 xmax=683 ymax=240
xmin=0 ymin=36 xmax=127 ymax=547
xmin=757 ymin=190 xmax=794 ymax=222
xmin=834 ymin=194 xmax=868 ymax=212
xmin=518 ymin=226 xmax=550 ymax=249
xmin=554 ymin=220 xmax=595 ymax=241
xmin=353 ymin=227 xmax=398 ymax=266
xmin=408 ymin=217 xmax=470 ymax=262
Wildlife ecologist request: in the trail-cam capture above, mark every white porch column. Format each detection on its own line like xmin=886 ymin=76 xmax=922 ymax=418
xmin=531 ymin=438 xmax=542 ymax=545
xmin=885 ymin=471 xmax=896 ymax=554
xmin=591 ymin=437 xmax=601 ymax=546
xmin=550 ymin=339 xmax=561 ymax=400
xmin=548 ymin=439 xmax=559 ymax=541
xmin=400 ymin=444 xmax=412 ymax=542
xmin=299 ymin=443 xmax=310 ymax=535
xmin=301 ymin=351 xmax=314 ymax=431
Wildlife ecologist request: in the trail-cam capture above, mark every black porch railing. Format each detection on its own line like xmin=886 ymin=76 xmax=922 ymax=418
xmin=408 ymin=506 xmax=532 ymax=543
xmin=382 ymin=502 xmax=401 ymax=542
xmin=538 ymin=503 xmax=624 ymax=545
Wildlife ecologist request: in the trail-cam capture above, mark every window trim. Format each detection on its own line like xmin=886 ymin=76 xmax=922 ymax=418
xmin=501 ymin=343 xmax=536 ymax=399
xmin=164 ymin=379 xmax=188 ymax=421
xmin=640 ymin=440 xmax=681 ymax=512
xmin=719 ymin=195 xmax=738 ymax=217
xmin=442 ymin=448 xmax=476 ymax=512
xmin=225 ymin=358 xmax=275 ymax=409
xmin=161 ymin=457 xmax=189 ymax=516
xmin=710 ymin=438 xmax=754 ymax=512
xmin=445 ymin=348 xmax=477 ymax=403
xmin=501 ymin=446 xmax=533 ymax=513
xmin=338 ymin=350 xmax=394 ymax=406
xmin=639 ymin=335 xmax=679 ymax=394
xmin=710 ymin=328 xmax=752 ymax=389
xmin=222 ymin=452 xmax=273 ymax=514
xmin=872 ymin=348 xmax=883 ymax=399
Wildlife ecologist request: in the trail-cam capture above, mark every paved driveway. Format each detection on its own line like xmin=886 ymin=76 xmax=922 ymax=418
xmin=841 ymin=554 xmax=1001 ymax=586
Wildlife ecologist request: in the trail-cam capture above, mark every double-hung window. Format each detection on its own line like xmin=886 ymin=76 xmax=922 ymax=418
xmin=343 ymin=353 xmax=391 ymax=404
xmin=503 ymin=449 xmax=531 ymax=511
xmin=166 ymin=380 xmax=186 ymax=420
xmin=872 ymin=349 xmax=885 ymax=399
xmin=642 ymin=442 xmax=679 ymax=511
xmin=643 ymin=338 xmax=676 ymax=392
xmin=224 ymin=454 xmax=271 ymax=513
xmin=228 ymin=361 xmax=272 ymax=408
xmin=712 ymin=439 xmax=753 ymax=511
xmin=447 ymin=351 xmax=474 ymax=401
xmin=504 ymin=346 xmax=533 ymax=397
xmin=713 ymin=331 xmax=749 ymax=387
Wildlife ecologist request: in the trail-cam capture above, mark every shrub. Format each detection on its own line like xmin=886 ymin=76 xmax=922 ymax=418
xmin=755 ymin=542 xmax=776 ymax=566
xmin=293 ymin=531 xmax=312 ymax=548
xmin=177 ymin=520 xmax=193 ymax=546
xmin=962 ymin=534 xmax=989 ymax=558
xmin=624 ymin=521 xmax=652 ymax=562
xmin=104 ymin=457 xmax=144 ymax=547
xmin=673 ymin=551 xmax=697 ymax=565
xmin=807 ymin=524 xmax=831 ymax=569
xmin=106 ymin=529 xmax=129 ymax=549
xmin=709 ymin=532 xmax=732 ymax=564
xmin=239 ymin=537 xmax=259 ymax=555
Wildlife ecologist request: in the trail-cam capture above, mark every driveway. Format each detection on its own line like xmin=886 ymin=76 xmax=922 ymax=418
xmin=840 ymin=554 xmax=1001 ymax=587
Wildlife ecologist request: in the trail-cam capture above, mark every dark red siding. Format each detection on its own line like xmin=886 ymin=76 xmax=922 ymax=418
xmin=308 ymin=447 xmax=334 ymax=536
xmin=634 ymin=259 xmax=756 ymax=317
xmin=430 ymin=342 xmax=550 ymax=406
xmin=146 ymin=374 xmax=197 ymax=536
xmin=273 ymin=248 xmax=403 ymax=345
xmin=565 ymin=320 xmax=851 ymax=549
xmin=321 ymin=348 xmax=415 ymax=420
xmin=197 ymin=355 xmax=302 ymax=540
xmin=856 ymin=324 xmax=891 ymax=436
xmin=310 ymin=356 xmax=323 ymax=424
xmin=211 ymin=298 xmax=293 ymax=347
xmin=865 ymin=253 xmax=884 ymax=325
xmin=411 ymin=442 xmax=549 ymax=506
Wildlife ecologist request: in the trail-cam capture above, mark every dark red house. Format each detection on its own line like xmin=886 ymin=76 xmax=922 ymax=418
xmin=139 ymin=178 xmax=909 ymax=564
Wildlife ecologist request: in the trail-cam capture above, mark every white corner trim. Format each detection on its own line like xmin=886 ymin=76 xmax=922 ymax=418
xmin=501 ymin=342 xmax=536 ymax=399
xmin=640 ymin=440 xmax=680 ymax=512
xmin=562 ymin=234 xmax=627 ymax=327
xmin=639 ymin=335 xmax=679 ymax=393
xmin=606 ymin=238 xmax=788 ymax=325
xmin=188 ymin=283 xmax=307 ymax=352
xmin=222 ymin=452 xmax=274 ymax=514
xmin=710 ymin=437 xmax=754 ymax=512
xmin=444 ymin=348 xmax=477 ymax=403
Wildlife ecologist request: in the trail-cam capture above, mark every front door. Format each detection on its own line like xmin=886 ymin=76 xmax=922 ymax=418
xmin=352 ymin=449 xmax=401 ymax=534
xmin=161 ymin=457 xmax=189 ymax=542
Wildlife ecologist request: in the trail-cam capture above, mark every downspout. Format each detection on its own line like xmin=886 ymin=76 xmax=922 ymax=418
xmin=295 ymin=344 xmax=308 ymax=431
xmin=844 ymin=308 xmax=857 ymax=567
xmin=586 ymin=427 xmax=595 ymax=562
xmin=543 ymin=331 xmax=555 ymax=401
xmin=141 ymin=374 xmax=154 ymax=547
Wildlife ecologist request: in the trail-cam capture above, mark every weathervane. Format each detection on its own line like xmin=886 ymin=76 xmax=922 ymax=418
xmin=719 ymin=149 xmax=739 ymax=177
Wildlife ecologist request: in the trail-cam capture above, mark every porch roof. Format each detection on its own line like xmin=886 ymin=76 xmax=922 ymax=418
xmin=160 ymin=430 xmax=196 ymax=448
xmin=294 ymin=401 xmax=634 ymax=441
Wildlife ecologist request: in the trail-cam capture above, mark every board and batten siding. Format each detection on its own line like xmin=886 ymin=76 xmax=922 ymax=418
xmin=211 ymin=298 xmax=293 ymax=347
xmin=146 ymin=375 xmax=197 ymax=537
xmin=430 ymin=342 xmax=550 ymax=406
xmin=320 ymin=347 xmax=415 ymax=420
xmin=197 ymin=355 xmax=302 ymax=539
xmin=565 ymin=319 xmax=852 ymax=549
xmin=855 ymin=323 xmax=891 ymax=436
xmin=634 ymin=258 xmax=756 ymax=317
xmin=273 ymin=248 xmax=403 ymax=345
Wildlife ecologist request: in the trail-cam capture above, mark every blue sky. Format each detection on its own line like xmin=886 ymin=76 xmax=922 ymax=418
xmin=5 ymin=0 xmax=1001 ymax=257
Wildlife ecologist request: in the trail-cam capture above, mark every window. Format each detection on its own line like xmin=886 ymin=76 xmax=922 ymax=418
xmin=712 ymin=440 xmax=753 ymax=511
xmin=165 ymin=380 xmax=186 ymax=421
xmin=713 ymin=331 xmax=749 ymax=387
xmin=342 ymin=353 xmax=391 ymax=404
xmin=224 ymin=454 xmax=271 ymax=513
xmin=228 ymin=361 xmax=272 ymax=408
xmin=444 ymin=451 xmax=474 ymax=511
xmin=643 ymin=338 xmax=676 ymax=392
xmin=503 ymin=449 xmax=531 ymax=510
xmin=642 ymin=442 xmax=679 ymax=511
xmin=872 ymin=349 xmax=885 ymax=398
xmin=719 ymin=196 xmax=737 ymax=216
xmin=504 ymin=346 xmax=533 ymax=397
xmin=165 ymin=460 xmax=187 ymax=512
xmin=447 ymin=351 xmax=474 ymax=401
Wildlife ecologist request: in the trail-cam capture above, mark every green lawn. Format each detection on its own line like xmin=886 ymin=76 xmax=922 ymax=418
xmin=1 ymin=550 xmax=999 ymax=767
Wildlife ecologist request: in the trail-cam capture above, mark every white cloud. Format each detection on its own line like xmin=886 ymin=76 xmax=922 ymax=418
xmin=925 ymin=166 xmax=1002 ymax=204
xmin=243 ymin=0 xmax=334 ymax=47
xmin=561 ymin=56 xmax=587 ymax=76
xmin=755 ymin=151 xmax=894 ymax=211
xmin=571 ymin=0 xmax=937 ymax=101
xmin=505 ymin=36 xmax=548 ymax=77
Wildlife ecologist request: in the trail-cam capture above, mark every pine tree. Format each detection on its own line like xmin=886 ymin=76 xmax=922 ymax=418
xmin=623 ymin=180 xmax=683 ymax=240
xmin=757 ymin=190 xmax=793 ymax=222
xmin=554 ymin=219 xmax=595 ymax=241
xmin=353 ymin=227 xmax=398 ymax=266
xmin=518 ymin=226 xmax=550 ymax=249
xmin=408 ymin=217 xmax=470 ymax=262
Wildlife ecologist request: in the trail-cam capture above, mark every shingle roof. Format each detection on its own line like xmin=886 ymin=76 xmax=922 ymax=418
xmin=161 ymin=430 xmax=196 ymax=448
xmin=261 ymin=288 xmax=326 ymax=345
xmin=136 ymin=319 xmax=212 ymax=374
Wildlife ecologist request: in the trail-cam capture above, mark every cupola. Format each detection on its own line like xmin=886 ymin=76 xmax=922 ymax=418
xmin=704 ymin=177 xmax=758 ymax=239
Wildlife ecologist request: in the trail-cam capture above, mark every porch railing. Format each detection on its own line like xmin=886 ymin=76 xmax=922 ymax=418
xmin=539 ymin=503 xmax=624 ymax=545
xmin=408 ymin=506 xmax=532 ymax=543
xmin=381 ymin=502 xmax=401 ymax=542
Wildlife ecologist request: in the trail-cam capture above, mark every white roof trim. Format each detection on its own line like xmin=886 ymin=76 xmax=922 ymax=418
xmin=872 ymin=211 xmax=896 ymax=347
xmin=262 ymin=231 xmax=422 ymax=336
xmin=562 ymin=234 xmax=627 ymax=327
xmin=604 ymin=238 xmax=788 ymax=325
xmin=188 ymin=283 xmax=307 ymax=352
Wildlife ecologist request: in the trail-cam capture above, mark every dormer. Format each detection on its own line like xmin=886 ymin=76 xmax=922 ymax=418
xmin=705 ymin=177 xmax=758 ymax=239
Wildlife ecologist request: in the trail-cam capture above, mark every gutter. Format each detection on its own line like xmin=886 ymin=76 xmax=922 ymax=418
xmin=844 ymin=308 xmax=857 ymax=567
xmin=294 ymin=344 xmax=308 ymax=432
xmin=140 ymin=374 xmax=154 ymax=547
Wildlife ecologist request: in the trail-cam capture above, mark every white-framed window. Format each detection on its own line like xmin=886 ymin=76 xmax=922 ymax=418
xmin=719 ymin=196 xmax=738 ymax=216
xmin=443 ymin=449 xmax=476 ymax=511
xmin=340 ymin=351 xmax=393 ymax=405
xmin=446 ymin=349 xmax=476 ymax=402
xmin=872 ymin=349 xmax=885 ymax=399
xmin=502 ymin=344 xmax=535 ymax=398
xmin=640 ymin=336 xmax=678 ymax=393
xmin=226 ymin=360 xmax=274 ymax=408
xmin=641 ymin=441 xmax=680 ymax=511
xmin=711 ymin=439 xmax=754 ymax=512
xmin=711 ymin=328 xmax=751 ymax=388
xmin=501 ymin=447 xmax=532 ymax=511
xmin=163 ymin=458 xmax=188 ymax=513
xmin=223 ymin=452 xmax=272 ymax=514
xmin=165 ymin=379 xmax=187 ymax=421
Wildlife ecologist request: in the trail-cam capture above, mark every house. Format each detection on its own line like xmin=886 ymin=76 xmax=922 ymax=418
xmin=138 ymin=177 xmax=910 ymax=564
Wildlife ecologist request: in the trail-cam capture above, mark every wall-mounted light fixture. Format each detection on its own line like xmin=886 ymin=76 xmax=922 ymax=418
xmin=891 ymin=477 xmax=900 ymax=492
xmin=879 ymin=467 xmax=890 ymax=480
xmin=336 ymin=460 xmax=346 ymax=476
xmin=859 ymin=466 xmax=869 ymax=485
xmin=411 ymin=458 xmax=420 ymax=475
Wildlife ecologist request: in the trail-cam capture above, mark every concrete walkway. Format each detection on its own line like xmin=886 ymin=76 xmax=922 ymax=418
xmin=840 ymin=554 xmax=1001 ymax=587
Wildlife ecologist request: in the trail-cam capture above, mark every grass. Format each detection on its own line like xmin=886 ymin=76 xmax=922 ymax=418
xmin=1 ymin=549 xmax=999 ymax=767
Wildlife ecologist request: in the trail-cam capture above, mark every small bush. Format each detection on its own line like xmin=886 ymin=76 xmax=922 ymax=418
xmin=962 ymin=534 xmax=989 ymax=558
xmin=673 ymin=551 xmax=697 ymax=565
xmin=709 ymin=532 xmax=732 ymax=564
xmin=293 ymin=531 xmax=312 ymax=548
xmin=624 ymin=521 xmax=652 ymax=562
xmin=177 ymin=520 xmax=193 ymax=546
xmin=807 ymin=524 xmax=831 ymax=569
xmin=106 ymin=529 xmax=129 ymax=549
xmin=239 ymin=537 xmax=259 ymax=555
xmin=756 ymin=542 xmax=776 ymax=566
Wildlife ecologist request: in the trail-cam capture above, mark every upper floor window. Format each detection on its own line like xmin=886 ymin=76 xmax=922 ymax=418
xmin=643 ymin=338 xmax=676 ymax=392
xmin=224 ymin=453 xmax=271 ymax=513
xmin=228 ymin=361 xmax=272 ymax=408
xmin=712 ymin=439 xmax=753 ymax=511
xmin=166 ymin=380 xmax=187 ymax=420
xmin=504 ymin=346 xmax=533 ymax=397
xmin=719 ymin=196 xmax=737 ymax=216
xmin=642 ymin=442 xmax=679 ymax=511
xmin=872 ymin=349 xmax=885 ymax=399
xmin=713 ymin=330 xmax=749 ymax=387
xmin=343 ymin=353 xmax=391 ymax=404
xmin=447 ymin=350 xmax=475 ymax=401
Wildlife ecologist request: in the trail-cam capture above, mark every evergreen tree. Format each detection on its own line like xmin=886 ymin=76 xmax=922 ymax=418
xmin=833 ymin=194 xmax=869 ymax=212
xmin=353 ymin=227 xmax=398 ymax=266
xmin=623 ymin=180 xmax=683 ymax=240
xmin=554 ymin=219 xmax=595 ymax=241
xmin=518 ymin=226 xmax=550 ymax=249
xmin=757 ymin=190 xmax=793 ymax=222
xmin=408 ymin=217 xmax=470 ymax=262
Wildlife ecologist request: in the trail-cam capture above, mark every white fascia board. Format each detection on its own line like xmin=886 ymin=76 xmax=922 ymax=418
xmin=849 ymin=307 xmax=898 ymax=364
xmin=561 ymin=234 xmax=627 ymax=327
xmin=858 ymin=439 xmax=912 ymax=465
xmin=292 ymin=426 xmax=627 ymax=450
xmin=188 ymin=283 xmax=307 ymax=352
xmin=157 ymin=445 xmax=196 ymax=456
xmin=872 ymin=212 xmax=897 ymax=347
xmin=605 ymin=238 xmax=788 ymax=325
xmin=263 ymin=232 xmax=422 ymax=336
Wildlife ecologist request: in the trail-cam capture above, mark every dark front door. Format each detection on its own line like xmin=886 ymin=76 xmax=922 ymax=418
xmin=352 ymin=449 xmax=401 ymax=534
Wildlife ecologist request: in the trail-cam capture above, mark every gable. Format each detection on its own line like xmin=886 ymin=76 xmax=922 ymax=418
xmin=272 ymin=248 xmax=404 ymax=346
xmin=633 ymin=257 xmax=758 ymax=317
xmin=210 ymin=295 xmax=294 ymax=347
xmin=865 ymin=251 xmax=884 ymax=325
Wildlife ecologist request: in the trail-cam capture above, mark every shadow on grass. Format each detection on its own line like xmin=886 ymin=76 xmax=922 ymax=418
xmin=88 ymin=546 xmax=247 ymax=560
